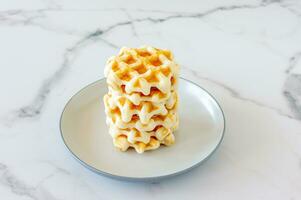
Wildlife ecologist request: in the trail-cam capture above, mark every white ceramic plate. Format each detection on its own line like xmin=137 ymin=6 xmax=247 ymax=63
xmin=60 ymin=78 xmax=225 ymax=181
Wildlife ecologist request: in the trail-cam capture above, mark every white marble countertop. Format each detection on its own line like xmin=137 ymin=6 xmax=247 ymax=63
xmin=1 ymin=0 xmax=301 ymax=199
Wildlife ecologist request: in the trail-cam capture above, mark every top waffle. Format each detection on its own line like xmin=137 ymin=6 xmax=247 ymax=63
xmin=104 ymin=46 xmax=179 ymax=96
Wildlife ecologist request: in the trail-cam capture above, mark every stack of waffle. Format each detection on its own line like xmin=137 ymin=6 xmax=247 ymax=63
xmin=103 ymin=46 xmax=179 ymax=153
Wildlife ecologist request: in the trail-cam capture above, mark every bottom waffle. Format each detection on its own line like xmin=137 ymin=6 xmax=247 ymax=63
xmin=109 ymin=125 xmax=176 ymax=154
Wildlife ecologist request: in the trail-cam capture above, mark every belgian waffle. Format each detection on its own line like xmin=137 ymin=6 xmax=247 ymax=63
xmin=105 ymin=108 xmax=179 ymax=133
xmin=103 ymin=90 xmax=177 ymax=124
xmin=110 ymin=126 xmax=175 ymax=153
xmin=105 ymin=46 xmax=179 ymax=95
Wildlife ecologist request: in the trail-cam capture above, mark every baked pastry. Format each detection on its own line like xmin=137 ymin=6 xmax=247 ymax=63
xmin=103 ymin=46 xmax=179 ymax=153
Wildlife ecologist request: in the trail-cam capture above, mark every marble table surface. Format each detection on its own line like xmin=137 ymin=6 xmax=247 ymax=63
xmin=1 ymin=0 xmax=301 ymax=199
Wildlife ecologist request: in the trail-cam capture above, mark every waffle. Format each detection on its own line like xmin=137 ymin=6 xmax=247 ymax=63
xmin=110 ymin=126 xmax=175 ymax=153
xmin=103 ymin=91 xmax=178 ymax=124
xmin=105 ymin=109 xmax=179 ymax=133
xmin=103 ymin=46 xmax=179 ymax=153
xmin=105 ymin=46 xmax=179 ymax=95
xmin=108 ymin=84 xmax=176 ymax=105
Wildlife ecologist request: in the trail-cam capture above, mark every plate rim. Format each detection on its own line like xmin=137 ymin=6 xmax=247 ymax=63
xmin=59 ymin=77 xmax=226 ymax=182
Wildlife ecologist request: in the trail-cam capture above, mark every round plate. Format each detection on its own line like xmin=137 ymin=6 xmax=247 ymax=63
xmin=60 ymin=78 xmax=225 ymax=181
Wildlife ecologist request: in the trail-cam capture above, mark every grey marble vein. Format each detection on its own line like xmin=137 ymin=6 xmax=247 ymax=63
xmin=277 ymin=0 xmax=301 ymax=17
xmin=129 ymin=8 xmax=182 ymax=14
xmin=283 ymin=50 xmax=301 ymax=120
xmin=286 ymin=51 xmax=301 ymax=74
xmin=283 ymin=74 xmax=301 ymax=120
xmin=0 ymin=0 xmax=286 ymax=40
xmin=38 ymin=160 xmax=71 ymax=176
xmin=5 ymin=31 xmax=117 ymax=124
xmin=0 ymin=162 xmax=68 ymax=200
xmin=0 ymin=9 xmax=79 ymax=36
xmin=129 ymin=1 xmax=278 ymax=23
xmin=0 ymin=163 xmax=37 ymax=200
xmin=0 ymin=0 xmax=279 ymax=37
xmin=0 ymin=0 xmax=297 ymax=48
xmin=66 ymin=1 xmax=281 ymax=45
xmin=183 ymin=67 xmax=298 ymax=120
xmin=12 ymin=48 xmax=75 ymax=119
xmin=0 ymin=9 xmax=45 ymax=25
xmin=122 ymin=9 xmax=139 ymax=38
xmin=83 ymin=0 xmax=285 ymax=39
